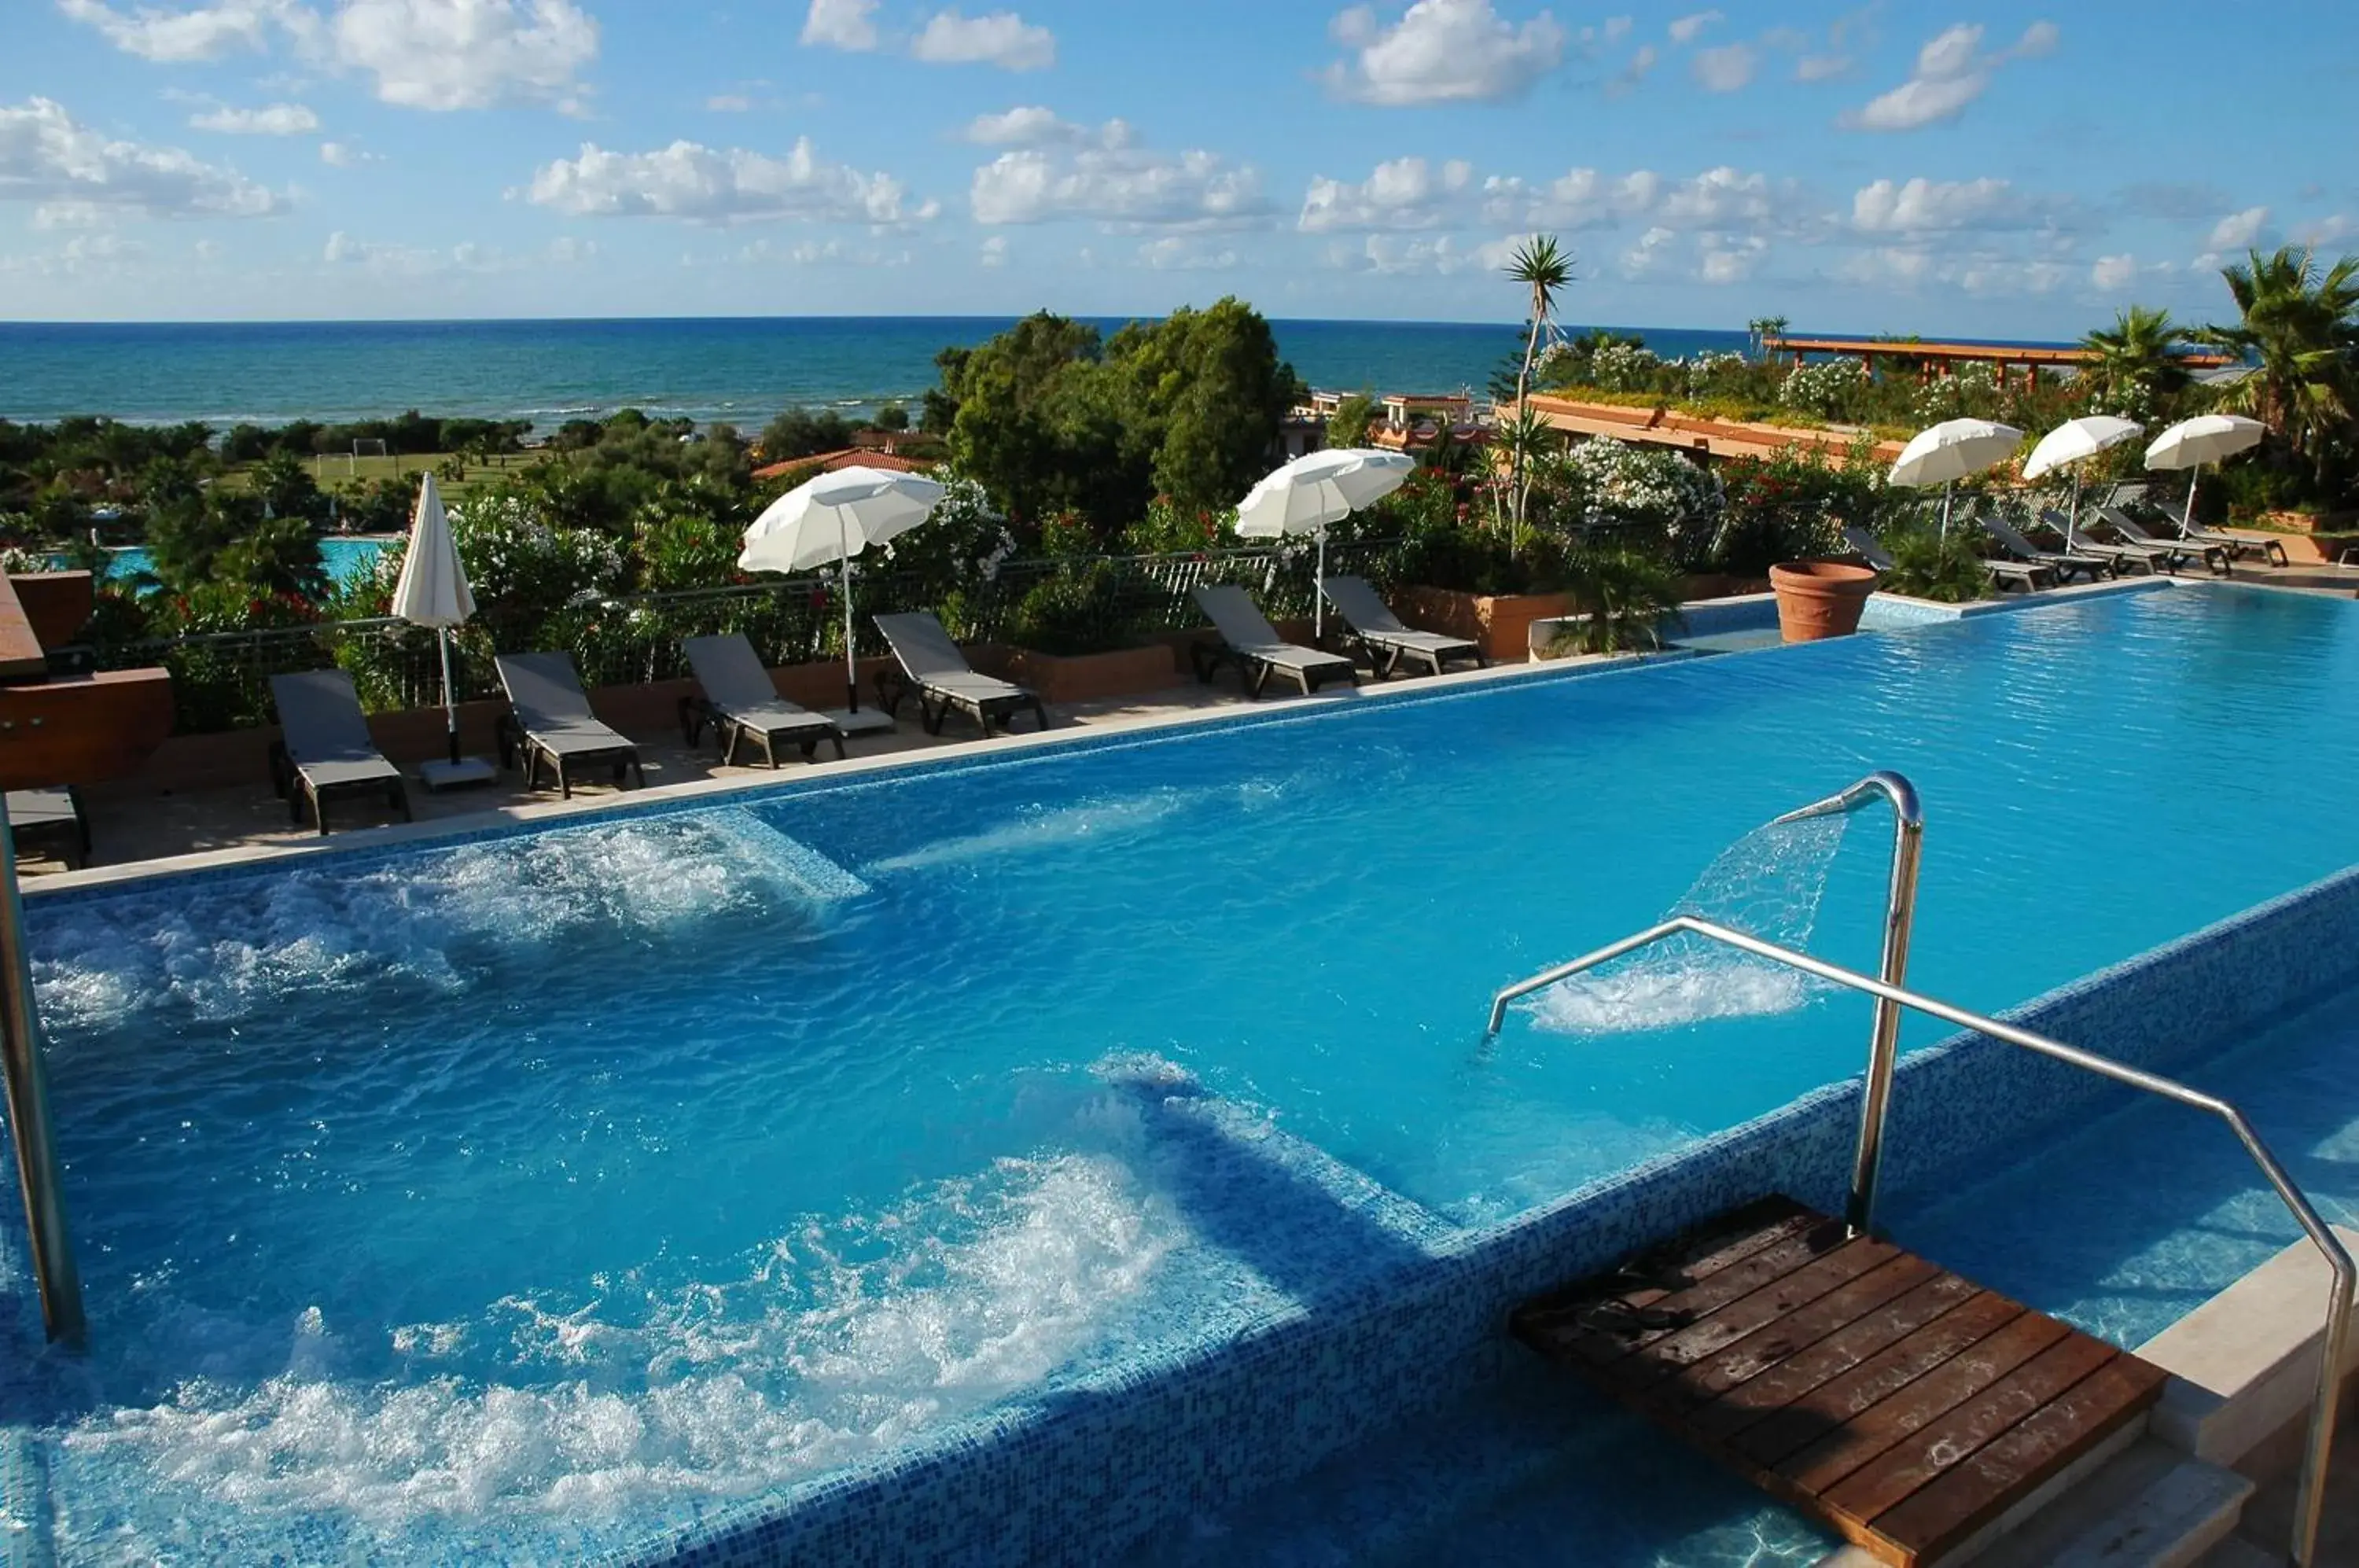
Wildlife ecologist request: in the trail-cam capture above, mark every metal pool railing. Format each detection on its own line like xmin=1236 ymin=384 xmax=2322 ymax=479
xmin=1486 ymin=910 xmax=2354 ymax=1568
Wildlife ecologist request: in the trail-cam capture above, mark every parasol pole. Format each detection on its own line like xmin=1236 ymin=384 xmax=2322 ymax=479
xmin=837 ymin=510 xmax=859 ymax=713
xmin=437 ymin=626 xmax=460 ymax=765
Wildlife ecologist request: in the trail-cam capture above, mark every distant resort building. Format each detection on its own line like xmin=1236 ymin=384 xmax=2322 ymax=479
xmin=750 ymin=433 xmax=935 ymax=482
xmin=1295 ymin=389 xmax=1486 ymax=456
xmin=1761 ymin=333 xmax=2233 ymax=388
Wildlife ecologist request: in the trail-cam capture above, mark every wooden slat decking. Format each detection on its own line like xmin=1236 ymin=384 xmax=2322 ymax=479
xmin=1511 ymin=1197 xmax=2167 ymax=1566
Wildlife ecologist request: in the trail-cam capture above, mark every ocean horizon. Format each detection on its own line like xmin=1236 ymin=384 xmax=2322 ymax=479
xmin=0 ymin=315 xmax=2074 ymax=432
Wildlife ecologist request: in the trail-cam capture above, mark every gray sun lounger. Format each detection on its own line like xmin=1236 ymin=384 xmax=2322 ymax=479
xmin=2048 ymin=510 xmax=2180 ymax=576
xmin=1190 ymin=584 xmax=1358 ymax=699
xmin=2092 ymin=506 xmax=2236 ymax=576
xmin=1319 ymin=575 xmax=1485 ymax=678
xmin=1984 ymin=515 xmax=2112 ymax=583
xmin=267 ymin=671 xmax=413 ymax=834
xmin=679 ymin=635 xmax=845 ymax=767
xmin=495 ymin=651 xmax=646 ymax=797
xmin=1847 ymin=525 xmax=2048 ymax=594
xmin=872 ymin=612 xmax=1049 ymax=737
xmin=8 ymin=786 xmax=90 ymax=868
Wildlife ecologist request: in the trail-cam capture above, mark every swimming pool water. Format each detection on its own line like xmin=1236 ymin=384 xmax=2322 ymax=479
xmin=17 ymin=583 xmax=2359 ymax=1561
xmin=54 ymin=537 xmax=387 ymax=588
xmin=1886 ymin=977 xmax=2359 ymax=1350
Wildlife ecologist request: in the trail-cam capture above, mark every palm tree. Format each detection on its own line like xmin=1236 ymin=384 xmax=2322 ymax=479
xmin=1505 ymin=236 xmax=1573 ymax=541
xmin=2080 ymin=305 xmax=2190 ymax=418
xmin=2196 ymin=245 xmax=2359 ymax=486
xmin=1746 ymin=315 xmax=1791 ymax=357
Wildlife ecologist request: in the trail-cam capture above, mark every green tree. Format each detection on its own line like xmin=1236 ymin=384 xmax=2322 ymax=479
xmin=2197 ymin=245 xmax=2359 ymax=489
xmin=1327 ymin=392 xmax=1376 ymax=449
xmin=873 ymin=402 xmax=911 ymax=432
xmin=254 ymin=447 xmax=327 ymax=523
xmin=759 ymin=407 xmax=856 ymax=462
xmin=214 ymin=513 xmax=328 ymax=600
xmin=2080 ymin=305 xmax=2190 ymax=419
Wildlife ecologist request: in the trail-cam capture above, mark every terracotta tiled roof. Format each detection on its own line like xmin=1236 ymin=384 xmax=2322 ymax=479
xmin=752 ymin=448 xmax=934 ymax=481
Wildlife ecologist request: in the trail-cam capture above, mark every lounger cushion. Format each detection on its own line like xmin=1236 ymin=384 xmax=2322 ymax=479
xmin=496 ymin=653 xmax=636 ymax=753
xmin=681 ymin=635 xmax=838 ymax=736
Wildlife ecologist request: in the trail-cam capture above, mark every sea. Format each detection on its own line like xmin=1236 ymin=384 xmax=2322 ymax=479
xmin=0 ymin=318 xmax=1759 ymax=430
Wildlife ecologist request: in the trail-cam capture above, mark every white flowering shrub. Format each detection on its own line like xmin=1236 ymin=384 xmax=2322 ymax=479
xmin=1912 ymin=361 xmax=2002 ymax=421
xmin=1779 ymin=358 xmax=1868 ymax=417
xmin=1540 ymin=438 xmax=1725 ymax=566
xmin=1588 ymin=341 xmax=1665 ymax=392
xmin=452 ymin=490 xmax=626 ymax=613
xmin=1684 ymin=351 xmax=1750 ymax=396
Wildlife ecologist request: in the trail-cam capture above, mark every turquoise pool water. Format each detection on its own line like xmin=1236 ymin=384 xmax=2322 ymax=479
xmin=56 ymin=536 xmax=388 ymax=587
xmin=15 ymin=583 xmax=2359 ymax=1562
xmin=1889 ymin=977 xmax=2359 ymax=1350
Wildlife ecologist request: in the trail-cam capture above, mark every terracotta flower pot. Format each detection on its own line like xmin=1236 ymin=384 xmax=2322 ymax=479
xmin=1768 ymin=560 xmax=1878 ymax=643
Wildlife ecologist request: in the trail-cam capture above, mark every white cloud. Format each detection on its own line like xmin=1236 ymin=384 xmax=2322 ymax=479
xmin=54 ymin=0 xmax=285 ymax=61
xmin=2293 ymin=213 xmax=2353 ymax=247
xmin=1620 ymin=225 xmax=1673 ymax=278
xmin=1846 ymin=20 xmax=2058 ymax=132
xmin=800 ymin=0 xmax=876 ymax=49
xmin=1323 ymin=0 xmax=1567 ymax=105
xmin=1795 ymin=52 xmax=1850 ymax=80
xmin=1837 ymin=243 xmax=2069 ymax=296
xmin=1324 ymin=232 xmax=1497 ymax=275
xmin=962 ymin=107 xmax=1132 ymax=149
xmin=1852 ymin=176 xmax=2068 ymax=234
xmin=1481 ymin=163 xmax=1813 ymax=235
xmin=189 ymin=101 xmax=318 ymax=134
xmin=1607 ymin=42 xmax=1658 ymax=94
xmin=1137 ymin=236 xmax=1237 ymax=271
xmin=1691 ymin=41 xmax=1756 ymax=91
xmin=2208 ymin=205 xmax=2268 ymax=250
xmin=1297 ymin=156 xmax=1472 ymax=231
xmin=979 ymin=234 xmax=1007 ymax=267
xmin=64 ymin=0 xmax=600 ymax=113
xmin=0 ymin=96 xmax=282 ymax=218
xmin=327 ymin=229 xmax=592 ymax=274
xmin=327 ymin=0 xmax=598 ymax=111
xmin=525 ymin=138 xmax=937 ymax=226
xmin=1698 ymin=233 xmax=1767 ymax=283
xmin=1666 ymin=9 xmax=1720 ymax=44
xmin=971 ymin=137 xmax=1267 ymax=229
xmin=910 ymin=9 xmax=1054 ymax=69
xmin=2091 ymin=252 xmax=2136 ymax=289
xmin=317 ymin=138 xmax=380 ymax=165
xmin=0 ymin=230 xmax=153 ymax=276
xmin=705 ymin=94 xmax=753 ymax=112
xmin=32 ymin=201 xmax=112 ymax=229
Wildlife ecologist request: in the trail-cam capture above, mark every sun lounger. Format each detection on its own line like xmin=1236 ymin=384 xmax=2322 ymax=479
xmin=1189 ymin=584 xmax=1359 ymax=698
xmin=494 ymin=651 xmax=646 ymax=797
xmin=2179 ymin=519 xmax=2290 ymax=566
xmin=2092 ymin=506 xmax=2239 ymax=575
xmin=872 ymin=612 xmax=1049 ymax=737
xmin=1848 ymin=525 xmax=2048 ymax=594
xmin=1985 ymin=514 xmax=2113 ymax=583
xmin=679 ymin=635 xmax=845 ymax=767
xmin=7 ymin=786 xmax=90 ymax=869
xmin=1319 ymin=575 xmax=1485 ymax=678
xmin=2056 ymin=510 xmax=2210 ymax=576
xmin=267 ymin=670 xmax=413 ymax=834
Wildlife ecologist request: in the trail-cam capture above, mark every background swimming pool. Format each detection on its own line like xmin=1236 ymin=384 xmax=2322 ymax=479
xmin=15 ymin=583 xmax=2359 ymax=1562
xmin=50 ymin=536 xmax=388 ymax=587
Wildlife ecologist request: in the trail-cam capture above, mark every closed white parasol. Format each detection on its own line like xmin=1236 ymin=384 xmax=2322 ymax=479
xmin=1888 ymin=418 xmax=2025 ymax=538
xmin=391 ymin=473 xmax=494 ymax=788
xmin=739 ymin=465 xmax=948 ymax=719
xmin=2145 ymin=414 xmax=2269 ymax=536
xmin=1235 ymin=447 xmax=1415 ymax=634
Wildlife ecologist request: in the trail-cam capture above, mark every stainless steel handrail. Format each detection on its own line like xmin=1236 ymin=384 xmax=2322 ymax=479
xmin=0 ymin=824 xmax=83 ymax=1344
xmin=1772 ymin=773 xmax=1923 ymax=1237
xmin=1487 ymin=771 xmax=1926 ymax=1239
xmin=1485 ymin=912 xmax=2353 ymax=1568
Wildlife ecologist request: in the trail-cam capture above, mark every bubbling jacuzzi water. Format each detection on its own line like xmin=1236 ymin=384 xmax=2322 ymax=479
xmin=20 ymin=585 xmax=2359 ymax=1562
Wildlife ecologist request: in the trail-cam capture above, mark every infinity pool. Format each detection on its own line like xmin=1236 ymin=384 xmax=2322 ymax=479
xmin=14 ymin=582 xmax=2359 ymax=1562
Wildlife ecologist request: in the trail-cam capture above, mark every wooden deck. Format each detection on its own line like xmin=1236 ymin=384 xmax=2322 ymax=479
xmin=1511 ymin=1197 xmax=2168 ymax=1566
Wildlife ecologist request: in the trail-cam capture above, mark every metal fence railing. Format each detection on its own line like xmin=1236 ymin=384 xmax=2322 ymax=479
xmin=94 ymin=540 xmax=1401 ymax=733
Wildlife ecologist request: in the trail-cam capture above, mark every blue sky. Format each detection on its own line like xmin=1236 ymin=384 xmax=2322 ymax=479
xmin=5 ymin=0 xmax=2354 ymax=336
